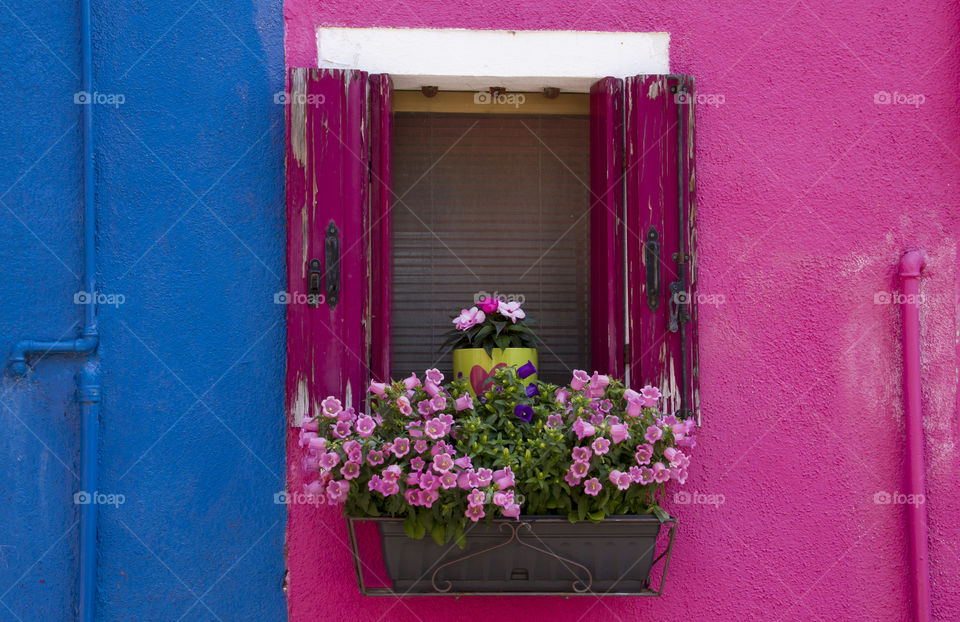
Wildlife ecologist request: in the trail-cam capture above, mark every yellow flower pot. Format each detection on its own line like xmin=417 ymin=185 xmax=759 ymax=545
xmin=453 ymin=348 xmax=538 ymax=397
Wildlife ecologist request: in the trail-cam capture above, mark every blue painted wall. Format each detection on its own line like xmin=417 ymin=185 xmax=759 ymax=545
xmin=0 ymin=1 xmax=287 ymax=620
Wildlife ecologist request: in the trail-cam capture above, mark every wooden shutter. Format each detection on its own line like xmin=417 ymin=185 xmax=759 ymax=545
xmin=285 ymin=68 xmax=371 ymax=424
xmin=589 ymin=77 xmax=625 ymax=378
xmin=369 ymin=74 xmax=393 ymax=382
xmin=625 ymin=75 xmax=699 ymax=422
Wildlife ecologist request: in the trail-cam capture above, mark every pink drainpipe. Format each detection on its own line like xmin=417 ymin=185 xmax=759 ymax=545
xmin=899 ymin=250 xmax=931 ymax=622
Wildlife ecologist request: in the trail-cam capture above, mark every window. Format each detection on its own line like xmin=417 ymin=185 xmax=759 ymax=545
xmin=390 ymin=106 xmax=591 ymax=385
xmin=284 ymin=68 xmax=698 ymax=426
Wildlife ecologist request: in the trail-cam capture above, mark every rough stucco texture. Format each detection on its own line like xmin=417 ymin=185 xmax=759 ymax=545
xmin=284 ymin=1 xmax=960 ymax=621
xmin=1 ymin=0 xmax=287 ymax=620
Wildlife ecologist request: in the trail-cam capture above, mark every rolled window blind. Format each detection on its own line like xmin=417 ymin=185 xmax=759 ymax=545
xmin=391 ymin=113 xmax=591 ymax=384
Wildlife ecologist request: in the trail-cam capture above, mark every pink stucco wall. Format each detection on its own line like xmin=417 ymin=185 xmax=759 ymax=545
xmin=283 ymin=1 xmax=960 ymax=620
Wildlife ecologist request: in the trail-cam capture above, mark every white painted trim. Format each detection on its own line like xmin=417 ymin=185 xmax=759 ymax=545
xmin=316 ymin=27 xmax=670 ymax=93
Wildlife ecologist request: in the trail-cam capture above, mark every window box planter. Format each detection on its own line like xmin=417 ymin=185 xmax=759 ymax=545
xmin=347 ymin=514 xmax=677 ymax=596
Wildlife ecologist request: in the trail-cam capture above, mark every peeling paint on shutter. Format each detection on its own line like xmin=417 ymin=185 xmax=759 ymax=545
xmin=286 ymin=68 xmax=371 ymax=426
xmin=625 ymin=74 xmax=699 ymax=422
xmin=589 ymin=77 xmax=625 ymax=378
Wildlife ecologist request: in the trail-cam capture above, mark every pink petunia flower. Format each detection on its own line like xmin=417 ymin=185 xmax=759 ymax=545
xmin=572 ymin=446 xmax=593 ymax=463
xmin=570 ymin=370 xmax=590 ymax=391
xmin=635 ymin=444 xmax=654 ymax=465
xmin=366 ymin=451 xmax=384 ymax=467
xmin=453 ymin=456 xmax=472 ymax=469
xmin=424 ymin=381 xmax=441 ymax=398
xmin=626 ymin=398 xmax=643 ymax=417
xmin=391 ymin=437 xmax=410 ymax=458
xmin=319 ymin=452 xmax=340 ymax=470
xmin=492 ymin=467 xmax=515 ymax=489
xmin=468 ymin=488 xmax=485 ymax=506
xmin=476 ymin=468 xmax=493 ymax=487
xmin=465 ymin=504 xmax=485 ymax=522
xmin=417 ymin=400 xmax=434 ymax=416
xmin=652 ymin=462 xmax=670 ymax=483
xmin=418 ymin=472 xmax=440 ymax=491
xmin=572 ymin=418 xmax=596 ymax=440
xmin=638 ymin=466 xmax=655 ymax=485
xmin=424 ymin=418 xmax=445 ymax=440
xmin=502 ymin=503 xmax=521 ymax=518
xmin=382 ymin=465 xmax=402 ymax=482
xmin=439 ymin=471 xmax=458 ymax=489
xmin=430 ymin=395 xmax=447 ymax=412
xmin=414 ymin=439 xmax=429 ymax=454
xmin=410 ymin=457 xmax=425 ymax=471
xmin=355 ymin=415 xmax=376 ymax=437
xmin=610 ymin=424 xmax=630 ymax=444
xmin=564 ymin=470 xmax=581 ymax=486
xmin=326 ymin=480 xmax=349 ymax=504
xmin=403 ymin=374 xmax=421 ymax=390
xmin=396 ymin=396 xmax=413 ymax=416
xmin=331 ymin=421 xmax=352 ymax=439
xmin=425 ymin=368 xmax=444 ymax=384
xmin=644 ymin=425 xmax=663 ymax=443
xmin=455 ymin=394 xmax=473 ymax=411
xmin=583 ymin=477 xmax=602 ymax=496
xmin=591 ymin=438 xmax=611 ymax=455
xmin=479 ymin=297 xmax=500 ymax=314
xmin=546 ymin=414 xmax=563 ymax=428
xmin=432 ymin=453 xmax=454 ymax=473
xmin=340 ymin=462 xmax=360 ymax=480
xmin=570 ymin=461 xmax=589 ymax=479
xmin=321 ymin=397 xmax=342 ymax=418
xmin=554 ymin=388 xmax=571 ymax=405
xmin=368 ymin=381 xmax=387 ymax=397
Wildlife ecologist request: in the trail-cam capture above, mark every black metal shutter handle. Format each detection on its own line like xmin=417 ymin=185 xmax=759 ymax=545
xmin=324 ymin=220 xmax=340 ymax=309
xmin=644 ymin=227 xmax=660 ymax=310
xmin=307 ymin=259 xmax=323 ymax=307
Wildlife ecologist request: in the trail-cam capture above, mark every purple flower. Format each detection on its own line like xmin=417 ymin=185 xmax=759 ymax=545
xmin=319 ymin=452 xmax=340 ymax=470
xmin=517 ymin=360 xmax=537 ymax=379
xmin=640 ymin=385 xmax=662 ymax=402
xmin=417 ymin=400 xmax=434 ymax=416
xmin=652 ymin=462 xmax=670 ymax=483
xmin=403 ymin=373 xmax=421 ymax=390
xmin=439 ymin=472 xmax=458 ymax=489
xmin=476 ymin=468 xmax=493 ymax=487
xmin=546 ymin=414 xmax=563 ymax=428
xmin=366 ymin=451 xmax=384 ymax=466
xmin=514 ymin=404 xmax=534 ymax=422
xmin=570 ymin=370 xmax=590 ymax=391
xmin=430 ymin=395 xmax=447 ymax=411
xmin=626 ymin=398 xmax=643 ymax=417
xmin=525 ymin=383 xmax=540 ymax=397
xmin=608 ymin=469 xmax=631 ymax=490
xmin=638 ymin=466 xmax=655 ymax=484
xmin=453 ymin=456 xmax=472 ymax=469
xmin=425 ymin=368 xmax=444 ymax=384
xmin=424 ymin=381 xmax=441 ymax=398
xmin=396 ymin=396 xmax=413 ymax=416
xmin=414 ymin=439 xmax=428 ymax=454
xmin=502 ymin=503 xmax=521 ymax=518
xmin=583 ymin=477 xmax=602 ymax=496
xmin=563 ymin=470 xmax=581 ymax=486
xmin=554 ymin=388 xmax=571 ymax=404
xmin=410 ymin=457 xmax=425 ymax=471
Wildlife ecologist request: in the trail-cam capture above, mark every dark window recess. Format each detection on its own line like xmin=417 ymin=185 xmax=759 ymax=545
xmin=391 ymin=113 xmax=591 ymax=384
